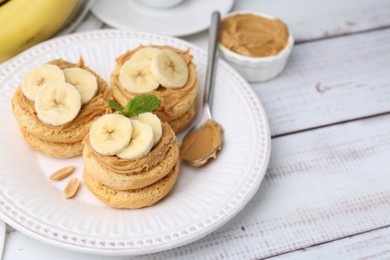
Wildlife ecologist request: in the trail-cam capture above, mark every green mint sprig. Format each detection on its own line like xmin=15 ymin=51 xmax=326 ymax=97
xmin=109 ymin=94 xmax=161 ymax=117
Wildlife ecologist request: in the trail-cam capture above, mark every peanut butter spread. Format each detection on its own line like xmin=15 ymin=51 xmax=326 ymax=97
xmin=16 ymin=58 xmax=111 ymax=131
xmin=84 ymin=122 xmax=177 ymax=175
xmin=180 ymin=120 xmax=223 ymax=165
xmin=220 ymin=14 xmax=289 ymax=57
xmin=111 ymin=45 xmax=198 ymax=122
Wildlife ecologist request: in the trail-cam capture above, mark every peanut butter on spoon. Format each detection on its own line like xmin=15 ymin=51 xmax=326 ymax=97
xmin=180 ymin=11 xmax=223 ymax=167
xmin=180 ymin=120 xmax=223 ymax=167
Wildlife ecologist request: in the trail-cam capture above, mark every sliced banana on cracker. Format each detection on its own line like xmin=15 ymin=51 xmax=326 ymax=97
xmin=130 ymin=47 xmax=161 ymax=63
xmin=35 ymin=82 xmax=81 ymax=126
xmin=63 ymin=68 xmax=98 ymax=105
xmin=119 ymin=58 xmax=160 ymax=94
xmin=151 ymin=50 xmax=188 ymax=88
xmin=21 ymin=64 xmax=65 ymax=101
xmin=89 ymin=114 xmax=133 ymax=156
xmin=131 ymin=112 xmax=162 ymax=145
xmin=116 ymin=120 xmax=155 ymax=160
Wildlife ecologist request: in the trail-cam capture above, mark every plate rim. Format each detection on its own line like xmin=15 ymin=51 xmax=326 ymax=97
xmin=91 ymin=0 xmax=235 ymax=37
xmin=0 ymin=29 xmax=271 ymax=256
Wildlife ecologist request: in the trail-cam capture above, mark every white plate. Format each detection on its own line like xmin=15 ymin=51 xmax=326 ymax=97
xmin=0 ymin=30 xmax=271 ymax=256
xmin=91 ymin=0 xmax=234 ymax=36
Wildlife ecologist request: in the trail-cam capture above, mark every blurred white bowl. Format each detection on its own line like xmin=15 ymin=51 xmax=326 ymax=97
xmin=137 ymin=0 xmax=184 ymax=8
xmin=218 ymin=11 xmax=294 ymax=83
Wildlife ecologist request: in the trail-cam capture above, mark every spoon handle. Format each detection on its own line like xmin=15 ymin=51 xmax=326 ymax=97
xmin=203 ymin=11 xmax=221 ymax=111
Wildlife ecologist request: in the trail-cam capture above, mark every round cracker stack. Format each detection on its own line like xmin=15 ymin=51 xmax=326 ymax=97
xmin=111 ymin=45 xmax=198 ymax=134
xmin=12 ymin=59 xmax=111 ymax=158
xmin=83 ymin=122 xmax=180 ymax=209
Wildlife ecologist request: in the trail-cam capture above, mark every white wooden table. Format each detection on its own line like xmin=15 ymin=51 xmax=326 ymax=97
xmin=4 ymin=0 xmax=390 ymax=259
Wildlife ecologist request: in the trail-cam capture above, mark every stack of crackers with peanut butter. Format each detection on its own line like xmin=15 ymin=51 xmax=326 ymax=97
xmin=12 ymin=45 xmax=198 ymax=209
xmin=111 ymin=46 xmax=198 ymax=133
xmin=12 ymin=58 xmax=111 ymax=158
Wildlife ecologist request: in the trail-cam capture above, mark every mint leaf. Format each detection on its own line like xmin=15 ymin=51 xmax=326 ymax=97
xmin=108 ymin=100 xmax=124 ymax=114
xmin=122 ymin=94 xmax=161 ymax=117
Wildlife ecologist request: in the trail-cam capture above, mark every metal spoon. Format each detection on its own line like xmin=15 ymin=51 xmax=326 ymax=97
xmin=180 ymin=11 xmax=223 ymax=167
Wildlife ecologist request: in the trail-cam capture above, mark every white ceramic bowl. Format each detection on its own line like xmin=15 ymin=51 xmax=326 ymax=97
xmin=137 ymin=0 xmax=184 ymax=8
xmin=218 ymin=11 xmax=294 ymax=83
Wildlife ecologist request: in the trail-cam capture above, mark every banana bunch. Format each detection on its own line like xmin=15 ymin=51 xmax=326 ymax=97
xmin=0 ymin=0 xmax=79 ymax=62
xmin=119 ymin=47 xmax=189 ymax=93
xmin=90 ymin=112 xmax=163 ymax=159
xmin=21 ymin=63 xmax=98 ymax=126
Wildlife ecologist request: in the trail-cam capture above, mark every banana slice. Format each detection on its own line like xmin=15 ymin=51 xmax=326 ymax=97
xmin=35 ymin=82 xmax=81 ymax=126
xmin=119 ymin=58 xmax=160 ymax=94
xmin=89 ymin=114 xmax=133 ymax=156
xmin=130 ymin=47 xmax=161 ymax=63
xmin=21 ymin=64 xmax=65 ymax=101
xmin=63 ymin=68 xmax=98 ymax=105
xmin=131 ymin=112 xmax=162 ymax=146
xmin=116 ymin=120 xmax=154 ymax=160
xmin=151 ymin=50 xmax=188 ymax=88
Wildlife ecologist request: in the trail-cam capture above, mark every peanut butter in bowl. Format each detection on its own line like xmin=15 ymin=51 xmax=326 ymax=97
xmin=220 ymin=14 xmax=289 ymax=58
xmin=218 ymin=11 xmax=294 ymax=82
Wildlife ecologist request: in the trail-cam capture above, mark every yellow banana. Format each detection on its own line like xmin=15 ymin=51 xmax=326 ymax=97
xmin=0 ymin=0 xmax=79 ymax=62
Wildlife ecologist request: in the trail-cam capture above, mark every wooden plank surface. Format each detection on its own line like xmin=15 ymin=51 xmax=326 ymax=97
xmin=184 ymin=0 xmax=390 ymax=48
xmin=184 ymin=7 xmax=390 ymax=138
xmin=234 ymin=0 xmax=390 ymax=42
xmin=253 ymin=28 xmax=390 ymax=136
xmin=129 ymin=113 xmax=390 ymax=259
xmin=273 ymin=226 xmax=390 ymax=259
